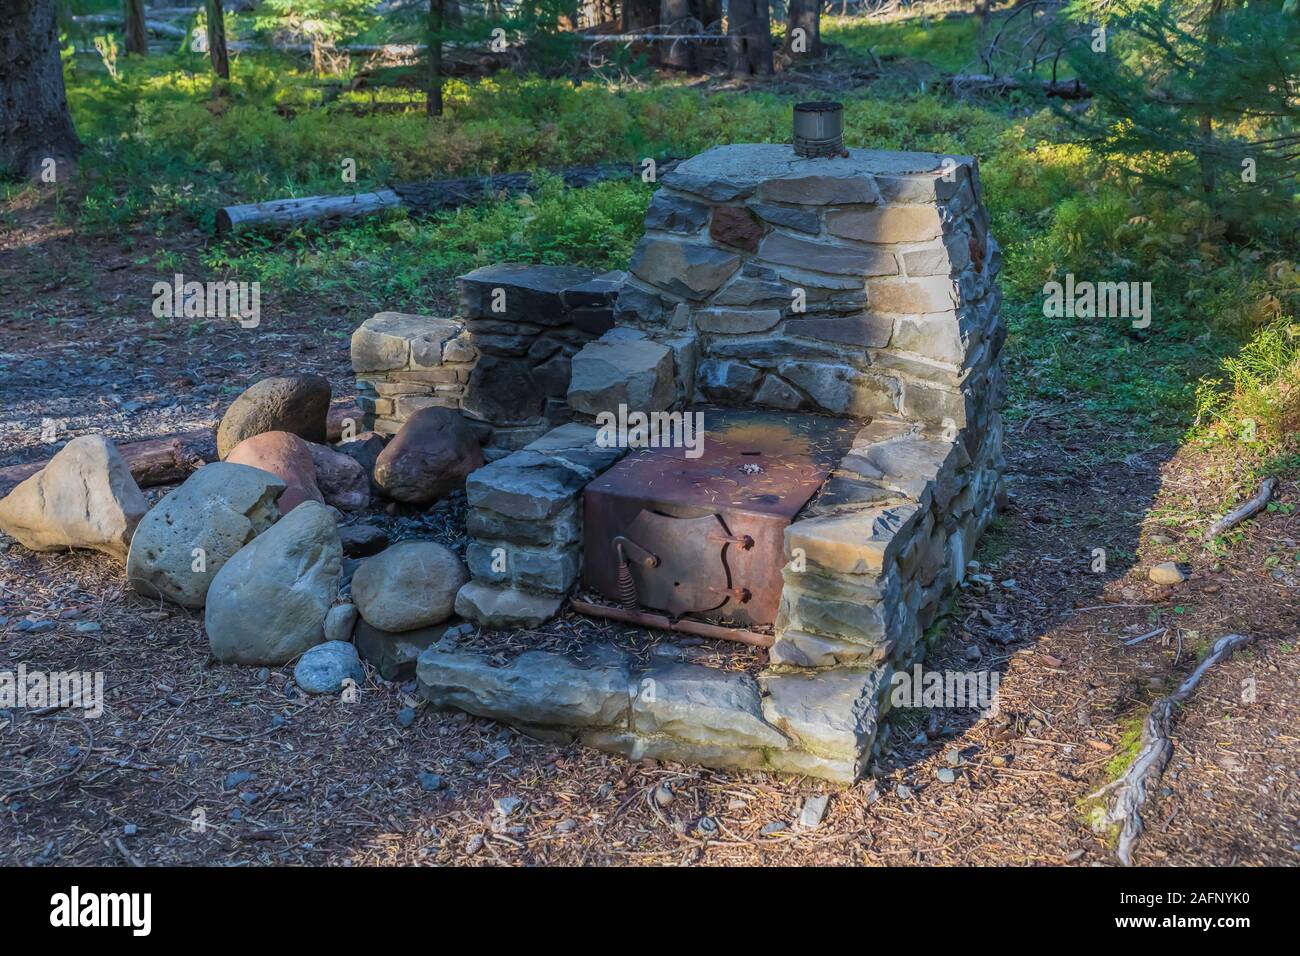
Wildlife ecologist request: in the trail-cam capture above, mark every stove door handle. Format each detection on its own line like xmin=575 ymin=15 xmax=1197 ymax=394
xmin=613 ymin=535 xmax=660 ymax=569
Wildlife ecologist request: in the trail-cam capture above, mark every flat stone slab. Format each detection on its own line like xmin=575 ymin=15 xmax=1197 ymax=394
xmin=465 ymin=450 xmax=590 ymax=521
xmin=663 ymin=144 xmax=971 ymax=203
xmin=458 ymin=263 xmax=605 ymax=324
xmin=351 ymin=313 xmax=462 ymax=373
xmin=417 ymin=644 xmax=632 ymax=729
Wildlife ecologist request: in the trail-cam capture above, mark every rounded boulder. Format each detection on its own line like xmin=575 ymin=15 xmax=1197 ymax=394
xmin=225 ymin=431 xmax=323 ymax=514
xmin=205 ymin=500 xmax=342 ymax=665
xmin=373 ymin=408 xmax=483 ymax=505
xmin=126 ymin=462 xmax=285 ymax=607
xmin=294 ymin=640 xmax=364 ymax=695
xmin=351 ymin=539 xmax=467 ymax=632
xmin=217 ymin=374 xmax=331 ymax=459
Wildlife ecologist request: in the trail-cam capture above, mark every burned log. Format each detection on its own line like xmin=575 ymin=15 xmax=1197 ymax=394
xmin=947 ymin=73 xmax=1091 ymax=99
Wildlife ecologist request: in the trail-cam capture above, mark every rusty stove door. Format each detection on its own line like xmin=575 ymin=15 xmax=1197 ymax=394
xmin=613 ymin=510 xmax=752 ymax=618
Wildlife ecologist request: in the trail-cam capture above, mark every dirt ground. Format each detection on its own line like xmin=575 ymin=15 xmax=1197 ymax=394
xmin=2 ymin=192 xmax=1297 ymax=867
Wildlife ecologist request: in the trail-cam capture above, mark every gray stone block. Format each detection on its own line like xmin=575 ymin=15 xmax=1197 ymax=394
xmin=458 ymin=263 xmax=601 ymax=325
xmin=697 ymin=359 xmax=762 ymax=402
xmin=643 ymin=191 xmax=710 ymax=233
xmin=758 ymin=233 xmax=897 ymax=276
xmin=355 ymin=618 xmax=450 ymax=681
xmin=629 ymin=239 xmax=741 ymax=300
xmin=465 ymin=450 xmax=590 ymax=521
xmin=760 ymin=667 xmax=890 ymax=761
xmin=567 ymin=331 xmax=675 ymax=415
xmin=452 ymin=581 xmax=564 ymax=628
xmin=417 ymin=645 xmax=631 ymax=727
xmin=747 ymin=201 xmax=821 ymax=234
xmin=634 ymin=662 xmax=789 ymax=750
xmin=466 ymin=501 xmax=581 ymax=548
xmin=754 ymin=374 xmax=805 ymax=410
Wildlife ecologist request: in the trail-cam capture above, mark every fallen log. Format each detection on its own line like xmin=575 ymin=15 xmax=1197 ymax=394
xmin=1089 ymin=633 xmax=1255 ymax=865
xmin=217 ymin=160 xmax=679 ymax=235
xmin=1204 ymin=477 xmax=1277 ymax=546
xmin=0 ymin=430 xmax=216 ymax=496
xmin=217 ymin=190 xmax=403 ymax=235
xmin=947 ymin=73 xmax=1091 ymax=99
xmin=71 ymin=14 xmax=188 ymax=40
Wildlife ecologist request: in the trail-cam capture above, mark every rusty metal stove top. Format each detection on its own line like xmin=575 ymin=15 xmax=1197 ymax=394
xmin=582 ymin=408 xmax=859 ymax=628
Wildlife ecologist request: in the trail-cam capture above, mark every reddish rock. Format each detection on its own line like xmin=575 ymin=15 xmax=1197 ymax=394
xmin=307 ymin=442 xmax=370 ymax=512
xmin=225 ymin=431 xmax=323 ymax=514
xmin=374 ymin=408 xmax=484 ymax=505
xmin=709 ymin=206 xmax=765 ymax=252
xmin=326 ymin=403 xmax=365 ymax=442
xmin=334 ymin=432 xmax=387 ymax=489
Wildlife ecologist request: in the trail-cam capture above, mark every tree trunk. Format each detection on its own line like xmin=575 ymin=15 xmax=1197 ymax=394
xmin=427 ymin=0 xmax=444 ymax=116
xmin=622 ymin=0 xmax=658 ymax=30
xmin=0 ymin=0 xmax=81 ymax=180
xmin=726 ymin=0 xmax=772 ymax=77
xmin=124 ymin=0 xmax=149 ymax=55
xmin=205 ymin=0 xmax=229 ymax=79
xmin=783 ymin=0 xmax=821 ymax=59
xmin=1198 ymin=0 xmax=1228 ymax=201
xmin=660 ymin=0 xmax=698 ymax=71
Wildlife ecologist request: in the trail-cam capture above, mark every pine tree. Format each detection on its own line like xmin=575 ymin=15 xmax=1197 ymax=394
xmin=1060 ymin=0 xmax=1299 ymax=231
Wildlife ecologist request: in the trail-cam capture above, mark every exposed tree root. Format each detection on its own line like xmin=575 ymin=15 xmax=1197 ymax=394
xmin=1092 ymin=633 xmax=1255 ymax=865
xmin=1205 ymin=477 xmax=1277 ymax=546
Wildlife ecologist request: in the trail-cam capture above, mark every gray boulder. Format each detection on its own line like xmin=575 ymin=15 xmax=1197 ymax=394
xmin=126 ymin=462 xmax=285 ymax=608
xmin=205 ymin=500 xmax=342 ymax=665
xmin=294 ymin=641 xmax=364 ymax=695
xmin=0 ymin=436 xmax=147 ymax=563
xmin=216 ymin=374 xmax=331 ymax=459
xmin=354 ymin=618 xmax=450 ymax=681
xmin=351 ymin=540 xmax=467 ymax=633
xmin=323 ymin=602 xmax=358 ymax=642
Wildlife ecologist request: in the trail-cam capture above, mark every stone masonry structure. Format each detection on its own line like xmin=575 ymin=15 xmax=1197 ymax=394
xmin=363 ymin=142 xmax=1006 ymax=783
xmin=352 ymin=265 xmax=622 ymax=459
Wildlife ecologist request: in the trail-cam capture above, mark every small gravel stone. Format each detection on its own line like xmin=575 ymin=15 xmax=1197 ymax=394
xmin=396 ymin=706 xmax=416 ymax=728
xmin=799 ymin=793 xmax=829 ymax=829
xmin=418 ymin=772 xmax=445 ymax=792
xmin=760 ymin=821 xmax=787 ymax=835
xmin=494 ymin=795 xmax=523 ymax=817
xmin=936 ymin=768 xmax=957 ymax=784
xmin=653 ymin=784 xmax=675 ymax=807
xmin=224 ymin=771 xmax=255 ymax=790
xmin=1149 ymin=561 xmax=1187 ymax=584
